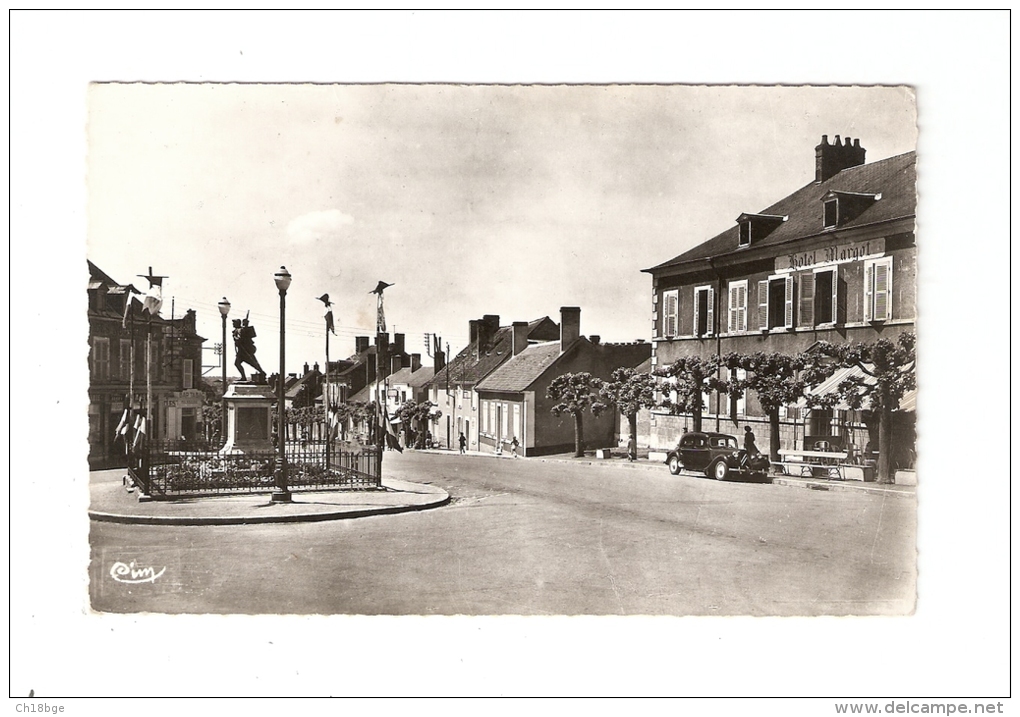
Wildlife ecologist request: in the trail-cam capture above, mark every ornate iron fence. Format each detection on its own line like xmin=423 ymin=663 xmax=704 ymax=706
xmin=133 ymin=439 xmax=381 ymax=500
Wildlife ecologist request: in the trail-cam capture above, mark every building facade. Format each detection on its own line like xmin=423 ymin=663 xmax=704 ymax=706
xmin=642 ymin=136 xmax=916 ymax=457
xmin=474 ymin=307 xmax=651 ymax=457
xmin=88 ymin=261 xmax=206 ymax=469
xmin=425 ymin=314 xmax=560 ymax=451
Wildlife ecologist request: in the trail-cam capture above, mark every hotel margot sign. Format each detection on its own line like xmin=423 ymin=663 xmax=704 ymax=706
xmin=775 ymin=237 xmax=885 ymax=272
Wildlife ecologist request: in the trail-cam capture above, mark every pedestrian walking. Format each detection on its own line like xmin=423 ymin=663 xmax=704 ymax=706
xmin=742 ymin=425 xmax=759 ymax=467
xmin=458 ymin=432 xmax=467 ymax=454
xmin=510 ymin=436 xmax=519 ymax=458
xmin=627 ymin=434 xmax=637 ymax=462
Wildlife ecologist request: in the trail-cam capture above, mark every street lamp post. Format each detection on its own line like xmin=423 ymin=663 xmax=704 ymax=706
xmin=272 ymin=266 xmax=293 ymax=503
xmin=217 ymin=297 xmax=231 ymax=445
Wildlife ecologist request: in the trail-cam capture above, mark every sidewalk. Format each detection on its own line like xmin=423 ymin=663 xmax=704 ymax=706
xmin=420 ymin=446 xmax=916 ymax=496
xmin=88 ymin=469 xmax=449 ymax=526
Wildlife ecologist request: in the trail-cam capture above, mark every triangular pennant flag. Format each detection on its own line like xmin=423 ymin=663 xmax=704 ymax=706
xmin=132 ymin=417 xmax=147 ymax=448
xmin=115 ymin=409 xmax=129 ymax=437
xmin=325 ymin=307 xmax=336 ymax=336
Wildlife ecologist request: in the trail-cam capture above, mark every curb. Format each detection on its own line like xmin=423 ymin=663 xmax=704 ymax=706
xmin=88 ymin=480 xmax=450 ymax=526
xmin=772 ymin=475 xmax=914 ymax=497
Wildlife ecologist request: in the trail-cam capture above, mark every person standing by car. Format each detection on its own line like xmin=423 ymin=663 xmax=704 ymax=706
xmin=742 ymin=426 xmax=759 ymax=467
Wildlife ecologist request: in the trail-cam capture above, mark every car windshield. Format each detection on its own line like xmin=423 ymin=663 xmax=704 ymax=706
xmin=711 ymin=436 xmax=737 ymax=449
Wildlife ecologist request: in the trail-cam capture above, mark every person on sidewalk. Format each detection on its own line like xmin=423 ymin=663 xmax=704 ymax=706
xmin=741 ymin=426 xmax=759 ymax=468
xmin=458 ymin=432 xmax=467 ymax=454
xmin=627 ymin=434 xmax=637 ymax=462
xmin=510 ymin=436 xmax=519 ymax=458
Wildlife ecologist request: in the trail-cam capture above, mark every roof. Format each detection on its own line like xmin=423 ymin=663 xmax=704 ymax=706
xmin=425 ymin=317 xmax=559 ymax=389
xmin=645 ymin=151 xmax=916 ymax=273
xmin=475 ymin=341 xmax=564 ymax=393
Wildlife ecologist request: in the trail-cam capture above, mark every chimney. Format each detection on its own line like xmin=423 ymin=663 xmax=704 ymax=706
xmin=313 ymin=362 xmax=319 ymax=372
xmin=815 ymin=134 xmax=866 ymax=183
xmin=590 ymin=335 xmax=601 ymax=345
xmin=355 ymin=336 xmax=369 ymax=355
xmin=411 ymin=353 xmax=422 ymax=372
xmin=434 ymin=349 xmax=446 ymax=374
xmin=475 ymin=314 xmax=500 ymax=360
xmin=469 ymin=320 xmax=480 ymax=346
xmin=560 ymin=306 xmax=581 ymax=351
xmin=393 ymin=332 xmax=405 ymax=356
xmin=512 ymin=321 xmax=529 ymax=356
xmin=303 ymin=362 xmax=310 ymax=375
xmin=391 ymin=355 xmax=403 ymax=374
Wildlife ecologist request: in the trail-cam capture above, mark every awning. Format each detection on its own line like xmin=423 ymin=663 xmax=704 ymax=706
xmin=799 ymin=365 xmax=916 ymax=412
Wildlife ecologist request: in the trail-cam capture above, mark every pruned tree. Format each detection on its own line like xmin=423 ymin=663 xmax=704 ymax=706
xmin=547 ymin=372 xmax=608 ymax=457
xmin=395 ymin=400 xmax=441 ymax=448
xmin=810 ymin=332 xmax=916 ymax=484
xmin=722 ymin=351 xmax=836 ymax=465
xmin=600 ymin=367 xmax=657 ymax=459
xmin=653 ymin=355 xmax=727 ymax=433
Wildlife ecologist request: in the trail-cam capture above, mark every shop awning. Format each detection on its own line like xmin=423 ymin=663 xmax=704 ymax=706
xmin=799 ymin=365 xmax=916 ymax=412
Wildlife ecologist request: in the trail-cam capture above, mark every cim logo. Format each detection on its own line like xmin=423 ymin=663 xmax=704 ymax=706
xmin=110 ymin=560 xmax=166 ymax=584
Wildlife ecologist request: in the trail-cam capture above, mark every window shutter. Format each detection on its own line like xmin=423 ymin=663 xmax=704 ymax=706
xmin=737 ymin=283 xmax=746 ymax=331
xmin=666 ymin=291 xmax=678 ymax=337
xmin=799 ymin=272 xmax=815 ymax=327
xmin=693 ymin=289 xmax=701 ymax=336
xmin=728 ymin=285 xmax=738 ymax=333
xmin=837 ymin=275 xmax=847 ymax=325
xmin=705 ymin=287 xmax=715 ymax=335
xmin=874 ymin=258 xmax=892 ymax=321
xmin=831 ymin=269 xmax=840 ymax=324
xmin=864 ymin=261 xmax=874 ymax=321
xmin=757 ymin=280 xmax=769 ymax=330
xmin=783 ymin=275 xmax=794 ymax=329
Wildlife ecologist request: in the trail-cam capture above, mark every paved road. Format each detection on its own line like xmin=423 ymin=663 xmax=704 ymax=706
xmin=89 ymin=451 xmax=915 ymax=615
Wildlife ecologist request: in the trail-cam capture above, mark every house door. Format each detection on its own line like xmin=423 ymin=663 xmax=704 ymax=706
xmin=465 ymin=420 xmax=470 ymax=448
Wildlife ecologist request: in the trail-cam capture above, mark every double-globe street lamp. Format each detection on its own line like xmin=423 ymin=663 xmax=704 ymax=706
xmin=272 ymin=266 xmax=293 ymax=503
xmin=217 ymin=297 xmax=231 ymax=444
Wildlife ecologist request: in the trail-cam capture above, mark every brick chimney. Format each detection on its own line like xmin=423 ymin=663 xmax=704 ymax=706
xmin=475 ymin=314 xmax=500 ymax=360
xmin=355 ymin=336 xmax=369 ymax=355
xmin=411 ymin=353 xmax=421 ymax=372
xmin=512 ymin=321 xmax=529 ymax=356
xmin=560 ymin=307 xmax=580 ymax=351
xmin=434 ymin=349 xmax=446 ymax=374
xmin=393 ymin=333 xmax=405 ymax=356
xmin=391 ymin=355 xmax=403 ymax=374
xmin=303 ymin=362 xmax=310 ymax=375
xmin=590 ymin=335 xmax=601 ymax=345
xmin=815 ymin=134 xmax=866 ymax=182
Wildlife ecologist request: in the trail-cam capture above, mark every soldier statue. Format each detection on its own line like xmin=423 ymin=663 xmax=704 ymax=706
xmin=232 ymin=316 xmax=265 ymax=381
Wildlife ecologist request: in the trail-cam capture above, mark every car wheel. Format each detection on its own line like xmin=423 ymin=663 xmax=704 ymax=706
xmin=711 ymin=460 xmax=729 ymax=481
xmin=668 ymin=455 xmax=681 ymax=475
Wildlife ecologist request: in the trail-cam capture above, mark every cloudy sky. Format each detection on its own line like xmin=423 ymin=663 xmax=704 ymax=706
xmin=87 ymin=83 xmax=916 ymax=372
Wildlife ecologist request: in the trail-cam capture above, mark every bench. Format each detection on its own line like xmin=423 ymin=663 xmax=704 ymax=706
xmin=775 ymin=449 xmax=850 ymax=480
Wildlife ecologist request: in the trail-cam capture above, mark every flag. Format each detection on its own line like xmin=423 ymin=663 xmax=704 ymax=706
xmin=317 ymin=294 xmax=336 ymax=335
xmin=115 ymin=409 xmax=129 ymax=437
xmin=132 ymin=416 xmax=147 ymax=449
xmin=143 ymin=279 xmax=162 ymax=315
xmin=121 ymin=294 xmax=132 ymax=328
xmin=379 ymin=403 xmax=403 ymax=453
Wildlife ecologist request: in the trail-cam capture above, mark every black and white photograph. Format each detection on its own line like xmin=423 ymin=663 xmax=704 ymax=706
xmin=9 ymin=9 xmax=1011 ymax=710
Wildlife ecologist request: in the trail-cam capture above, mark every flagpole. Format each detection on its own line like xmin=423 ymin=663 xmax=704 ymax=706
xmin=324 ymin=316 xmax=330 ymax=471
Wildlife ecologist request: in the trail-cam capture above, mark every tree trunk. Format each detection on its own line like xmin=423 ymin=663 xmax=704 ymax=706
xmin=692 ymin=407 xmax=702 ymax=433
xmin=628 ymin=412 xmax=638 ymax=460
xmin=877 ymin=405 xmax=894 ymax=484
xmin=574 ymin=411 xmax=585 ymax=457
xmin=769 ymin=408 xmax=781 ymax=465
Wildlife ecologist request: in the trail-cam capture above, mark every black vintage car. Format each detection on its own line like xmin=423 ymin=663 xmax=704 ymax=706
xmin=665 ymin=431 xmax=769 ymax=480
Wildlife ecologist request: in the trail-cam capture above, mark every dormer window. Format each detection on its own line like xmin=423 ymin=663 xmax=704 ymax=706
xmin=735 ymin=213 xmax=786 ymax=249
xmin=821 ymin=190 xmax=880 ymax=229
xmin=738 ymin=221 xmax=751 ymax=247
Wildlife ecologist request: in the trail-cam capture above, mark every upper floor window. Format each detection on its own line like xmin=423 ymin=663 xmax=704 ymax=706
xmin=823 ymin=199 xmax=838 ymax=228
xmin=727 ymin=280 xmax=748 ymax=333
xmin=693 ymin=286 xmax=715 ymax=337
xmin=119 ymin=339 xmax=132 ymax=379
xmin=798 ymin=266 xmax=841 ymax=327
xmin=738 ymin=221 xmax=751 ymax=247
xmin=757 ymin=275 xmax=794 ymax=331
xmin=91 ymin=337 xmax=110 ymax=380
xmin=662 ymin=289 xmax=679 ymax=338
xmin=864 ymin=256 xmax=893 ymax=322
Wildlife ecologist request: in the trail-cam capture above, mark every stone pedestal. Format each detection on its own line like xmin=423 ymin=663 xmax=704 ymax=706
xmin=221 ymin=382 xmax=275 ymax=454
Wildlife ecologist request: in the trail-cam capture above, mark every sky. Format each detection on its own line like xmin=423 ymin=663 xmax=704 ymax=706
xmin=10 ymin=10 xmax=1012 ymax=704
xmin=86 ymin=83 xmax=916 ymax=376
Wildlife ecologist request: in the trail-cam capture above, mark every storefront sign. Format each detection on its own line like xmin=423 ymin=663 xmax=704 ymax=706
xmin=776 ymin=237 xmax=885 ymax=272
